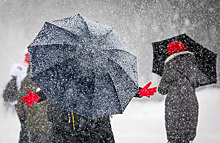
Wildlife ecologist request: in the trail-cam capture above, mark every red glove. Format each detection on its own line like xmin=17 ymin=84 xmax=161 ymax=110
xmin=139 ymin=82 xmax=157 ymax=98
xmin=21 ymin=89 xmax=40 ymax=107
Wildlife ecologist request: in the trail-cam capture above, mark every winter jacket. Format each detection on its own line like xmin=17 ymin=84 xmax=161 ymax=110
xmin=47 ymin=100 xmax=76 ymax=143
xmin=16 ymin=74 xmax=52 ymax=135
xmin=158 ymin=51 xmax=208 ymax=142
xmin=74 ymin=114 xmax=115 ymax=143
xmin=47 ymin=99 xmax=115 ymax=143
xmin=134 ymin=87 xmax=143 ymax=98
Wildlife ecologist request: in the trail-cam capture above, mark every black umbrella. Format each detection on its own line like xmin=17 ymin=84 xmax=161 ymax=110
xmin=28 ymin=14 xmax=138 ymax=119
xmin=152 ymin=33 xmax=217 ymax=87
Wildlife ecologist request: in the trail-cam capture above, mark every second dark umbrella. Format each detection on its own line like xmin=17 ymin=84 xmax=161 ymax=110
xmin=152 ymin=33 xmax=217 ymax=87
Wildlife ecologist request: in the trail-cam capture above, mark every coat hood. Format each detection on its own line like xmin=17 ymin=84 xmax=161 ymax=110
xmin=165 ymin=51 xmax=194 ymax=64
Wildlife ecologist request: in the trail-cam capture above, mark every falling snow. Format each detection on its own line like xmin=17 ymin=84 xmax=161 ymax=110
xmin=0 ymin=0 xmax=219 ymax=143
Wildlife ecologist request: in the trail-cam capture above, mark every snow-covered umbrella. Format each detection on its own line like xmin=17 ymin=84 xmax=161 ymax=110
xmin=27 ymin=14 xmax=138 ymax=119
xmin=152 ymin=33 xmax=217 ymax=87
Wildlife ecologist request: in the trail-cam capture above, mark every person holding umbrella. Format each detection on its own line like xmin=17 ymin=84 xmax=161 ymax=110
xmin=18 ymin=14 xmax=157 ymax=142
xmin=24 ymin=14 xmax=157 ymax=119
xmin=158 ymin=41 xmax=209 ymax=143
xmin=21 ymin=81 xmax=156 ymax=143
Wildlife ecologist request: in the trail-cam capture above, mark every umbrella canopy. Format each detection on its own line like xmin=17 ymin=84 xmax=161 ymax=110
xmin=28 ymin=14 xmax=138 ymax=119
xmin=152 ymin=33 xmax=217 ymax=87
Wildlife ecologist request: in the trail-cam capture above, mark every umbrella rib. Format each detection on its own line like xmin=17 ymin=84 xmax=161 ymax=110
xmin=112 ymin=82 xmax=123 ymax=113
xmin=28 ymin=43 xmax=74 ymax=48
xmin=107 ymin=58 xmax=137 ymax=111
xmin=28 ymin=14 xmax=139 ymax=118
xmin=29 ymin=43 xmax=76 ymax=79
xmin=45 ymin=22 xmax=83 ymax=42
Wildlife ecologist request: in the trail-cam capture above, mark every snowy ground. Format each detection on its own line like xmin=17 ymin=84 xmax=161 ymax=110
xmin=0 ymin=88 xmax=220 ymax=143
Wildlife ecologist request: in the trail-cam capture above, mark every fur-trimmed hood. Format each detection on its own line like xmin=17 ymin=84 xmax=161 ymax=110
xmin=165 ymin=51 xmax=194 ymax=64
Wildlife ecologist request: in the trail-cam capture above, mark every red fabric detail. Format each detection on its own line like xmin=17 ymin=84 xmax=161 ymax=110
xmin=24 ymin=53 xmax=30 ymax=63
xmin=167 ymin=41 xmax=186 ymax=55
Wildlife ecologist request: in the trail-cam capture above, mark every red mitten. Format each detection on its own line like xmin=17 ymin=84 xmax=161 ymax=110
xmin=21 ymin=89 xmax=40 ymax=107
xmin=139 ymin=82 xmax=157 ymax=98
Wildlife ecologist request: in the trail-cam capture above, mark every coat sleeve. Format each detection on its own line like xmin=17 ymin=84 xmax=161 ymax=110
xmin=2 ymin=76 xmax=18 ymax=102
xmin=36 ymin=90 xmax=47 ymax=102
xmin=158 ymin=68 xmax=170 ymax=95
xmin=133 ymin=87 xmax=142 ymax=98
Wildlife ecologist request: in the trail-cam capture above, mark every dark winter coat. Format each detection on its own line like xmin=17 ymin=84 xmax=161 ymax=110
xmin=47 ymin=99 xmax=115 ymax=143
xmin=158 ymin=51 xmax=208 ymax=142
xmin=47 ymin=101 xmax=76 ymax=143
xmin=74 ymin=114 xmax=115 ymax=143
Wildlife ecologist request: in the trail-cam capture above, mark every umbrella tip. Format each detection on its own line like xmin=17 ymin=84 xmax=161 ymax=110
xmin=76 ymin=14 xmax=82 ymax=17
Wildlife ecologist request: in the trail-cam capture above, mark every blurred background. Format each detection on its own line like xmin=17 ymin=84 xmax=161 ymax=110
xmin=0 ymin=0 xmax=219 ymax=100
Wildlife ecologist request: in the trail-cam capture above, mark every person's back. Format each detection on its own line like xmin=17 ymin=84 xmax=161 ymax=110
xmin=73 ymin=114 xmax=115 ymax=143
xmin=47 ymin=99 xmax=115 ymax=143
xmin=47 ymin=101 xmax=76 ymax=143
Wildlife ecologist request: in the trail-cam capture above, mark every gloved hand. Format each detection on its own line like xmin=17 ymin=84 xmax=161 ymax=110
xmin=139 ymin=82 xmax=157 ymax=98
xmin=21 ymin=89 xmax=40 ymax=107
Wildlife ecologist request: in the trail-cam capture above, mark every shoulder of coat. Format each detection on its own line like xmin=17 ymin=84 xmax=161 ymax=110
xmin=165 ymin=51 xmax=194 ymax=64
xmin=22 ymin=75 xmax=39 ymax=91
